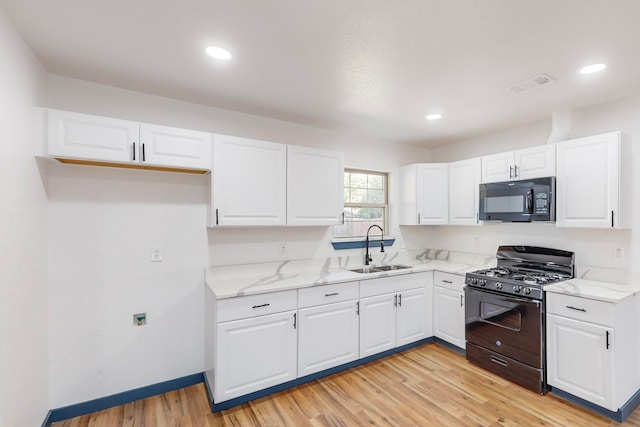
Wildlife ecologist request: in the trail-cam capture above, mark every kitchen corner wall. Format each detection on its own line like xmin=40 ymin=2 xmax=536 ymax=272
xmin=431 ymin=98 xmax=639 ymax=272
xmin=45 ymin=75 xmax=433 ymax=407
xmin=0 ymin=5 xmax=49 ymax=427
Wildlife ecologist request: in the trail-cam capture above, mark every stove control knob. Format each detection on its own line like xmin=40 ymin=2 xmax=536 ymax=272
xmin=495 ymin=282 xmax=502 ymax=290
xmin=480 ymin=279 xmax=486 ymax=287
xmin=524 ymin=287 xmax=532 ymax=295
xmin=513 ymin=285 xmax=522 ymax=293
xmin=471 ymin=278 xmax=478 ymax=285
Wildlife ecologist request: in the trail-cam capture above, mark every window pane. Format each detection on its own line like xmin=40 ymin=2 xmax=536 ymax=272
xmin=368 ymin=174 xmax=383 ymax=190
xmin=351 ymin=173 xmax=368 ymax=188
xmin=367 ymin=189 xmax=384 ymax=204
xmin=350 ymin=188 xmax=367 ymax=203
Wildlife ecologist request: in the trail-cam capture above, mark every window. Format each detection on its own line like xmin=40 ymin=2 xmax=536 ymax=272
xmin=333 ymin=169 xmax=388 ymax=239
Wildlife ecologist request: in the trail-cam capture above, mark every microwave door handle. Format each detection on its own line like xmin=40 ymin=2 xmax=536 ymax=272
xmin=526 ymin=189 xmax=534 ymax=214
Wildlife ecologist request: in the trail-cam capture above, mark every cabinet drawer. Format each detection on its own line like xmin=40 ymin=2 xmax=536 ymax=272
xmin=216 ymin=290 xmax=297 ymax=323
xmin=360 ymin=272 xmax=430 ymax=298
xmin=298 ymin=282 xmax=358 ymax=308
xmin=546 ymin=292 xmax=614 ymax=326
xmin=434 ymin=271 xmax=464 ymax=292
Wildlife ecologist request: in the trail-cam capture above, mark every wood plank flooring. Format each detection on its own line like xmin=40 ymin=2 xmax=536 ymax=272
xmin=52 ymin=343 xmax=640 ymax=426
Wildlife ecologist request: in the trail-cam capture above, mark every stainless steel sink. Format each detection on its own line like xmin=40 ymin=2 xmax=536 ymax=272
xmin=349 ymin=264 xmax=411 ymax=274
xmin=373 ymin=264 xmax=411 ymax=271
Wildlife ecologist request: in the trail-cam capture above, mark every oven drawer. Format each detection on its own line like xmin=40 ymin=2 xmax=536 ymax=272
xmin=546 ymin=292 xmax=614 ymax=326
xmin=434 ymin=271 xmax=464 ymax=292
xmin=466 ymin=343 xmax=545 ymax=394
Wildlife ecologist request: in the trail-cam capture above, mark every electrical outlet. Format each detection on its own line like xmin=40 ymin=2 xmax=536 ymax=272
xmin=614 ymin=247 xmax=624 ymax=259
xmin=150 ymin=246 xmax=163 ymax=262
xmin=279 ymin=243 xmax=287 ymax=259
xmin=133 ymin=313 xmax=146 ymax=326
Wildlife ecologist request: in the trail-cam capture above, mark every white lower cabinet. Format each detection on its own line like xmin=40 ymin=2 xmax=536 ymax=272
xmin=359 ymin=272 xmax=431 ymax=358
xmin=433 ymin=271 xmax=465 ymax=349
xmin=298 ymin=282 xmax=359 ymax=377
xmin=215 ymin=311 xmax=297 ymax=402
xmin=546 ymin=292 xmax=639 ymax=412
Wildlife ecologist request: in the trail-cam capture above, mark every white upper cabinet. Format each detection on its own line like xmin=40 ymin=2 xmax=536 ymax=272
xmin=47 ymin=109 xmax=212 ymax=171
xmin=139 ymin=123 xmax=212 ymax=169
xmin=210 ymin=134 xmax=287 ymax=227
xmin=556 ymin=131 xmax=628 ymax=229
xmin=399 ymin=163 xmax=448 ymax=225
xmin=481 ymin=144 xmax=556 ymax=183
xmin=287 ymin=145 xmax=344 ymax=226
xmin=47 ymin=109 xmax=139 ymax=163
xmin=448 ymin=158 xmax=481 ymax=225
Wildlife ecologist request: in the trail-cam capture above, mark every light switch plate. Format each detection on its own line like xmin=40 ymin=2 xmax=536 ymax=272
xmin=150 ymin=246 xmax=163 ymax=262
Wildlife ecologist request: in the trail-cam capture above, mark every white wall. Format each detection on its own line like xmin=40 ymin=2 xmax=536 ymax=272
xmin=0 ymin=5 xmax=49 ymax=427
xmin=431 ymin=99 xmax=639 ymax=272
xmin=45 ymin=76 xmax=433 ymax=406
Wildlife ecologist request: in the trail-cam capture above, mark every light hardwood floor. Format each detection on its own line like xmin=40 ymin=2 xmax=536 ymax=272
xmin=52 ymin=343 xmax=640 ymax=426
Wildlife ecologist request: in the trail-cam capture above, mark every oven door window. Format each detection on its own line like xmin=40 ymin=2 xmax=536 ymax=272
xmin=480 ymin=300 xmax=521 ymax=331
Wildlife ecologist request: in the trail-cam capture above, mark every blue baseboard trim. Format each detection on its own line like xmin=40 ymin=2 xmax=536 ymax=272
xmin=43 ymin=372 xmax=204 ymax=425
xmin=550 ymin=386 xmax=640 ymax=423
xmin=433 ymin=337 xmax=466 ymax=355
xmin=331 ymin=238 xmax=395 ymax=250
xmin=208 ymin=336 xmax=434 ymax=412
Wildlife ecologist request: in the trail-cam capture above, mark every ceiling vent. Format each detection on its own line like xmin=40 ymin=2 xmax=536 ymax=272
xmin=506 ymin=74 xmax=556 ymax=94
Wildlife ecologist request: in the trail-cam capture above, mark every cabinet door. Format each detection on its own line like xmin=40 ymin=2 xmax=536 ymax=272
xmin=448 ymin=158 xmax=481 ymax=225
xmin=359 ymin=293 xmax=397 ymax=358
xmin=433 ymin=286 xmax=465 ymax=349
xmin=514 ymin=144 xmax=555 ymax=180
xmin=416 ymin=163 xmax=448 ymax=225
xmin=298 ymin=300 xmax=359 ymax=377
xmin=215 ymin=311 xmax=297 ymax=402
xmin=481 ymin=152 xmax=513 ymax=183
xmin=139 ymin=123 xmax=212 ymax=169
xmin=547 ymin=314 xmax=615 ymax=410
xmin=211 ymin=135 xmax=287 ymax=226
xmin=287 ymin=145 xmax=344 ymax=226
xmin=396 ymin=287 xmax=428 ymax=347
xmin=556 ymin=132 xmax=620 ymax=228
xmin=47 ymin=109 xmax=139 ymax=163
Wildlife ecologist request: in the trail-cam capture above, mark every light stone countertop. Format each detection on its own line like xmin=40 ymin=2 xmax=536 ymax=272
xmin=545 ymin=268 xmax=640 ymax=304
xmin=205 ymin=249 xmax=496 ymax=299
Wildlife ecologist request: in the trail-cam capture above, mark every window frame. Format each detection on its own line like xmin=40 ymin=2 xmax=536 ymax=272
xmin=333 ymin=168 xmax=389 ymax=240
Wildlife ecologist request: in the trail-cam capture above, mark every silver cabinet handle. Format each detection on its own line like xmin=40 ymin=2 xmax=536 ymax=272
xmin=325 ymin=292 xmax=339 ymax=297
xmin=442 ymin=280 xmax=453 ymax=284
xmin=460 ymin=295 xmax=463 ymax=307
xmin=509 ymin=165 xmax=513 ymax=179
xmin=132 ymin=142 xmax=136 ymax=161
xmin=398 ymin=294 xmax=402 ymax=307
xmin=566 ymin=305 xmax=586 ymax=312
xmin=491 ymin=356 xmax=507 ymax=367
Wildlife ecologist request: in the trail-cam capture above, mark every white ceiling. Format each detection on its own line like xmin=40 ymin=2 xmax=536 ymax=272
xmin=3 ymin=0 xmax=640 ymax=147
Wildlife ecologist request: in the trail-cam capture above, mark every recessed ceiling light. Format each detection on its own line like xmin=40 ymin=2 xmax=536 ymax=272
xmin=579 ymin=63 xmax=606 ymax=74
xmin=205 ymin=46 xmax=232 ymax=60
xmin=426 ymin=113 xmax=443 ymax=121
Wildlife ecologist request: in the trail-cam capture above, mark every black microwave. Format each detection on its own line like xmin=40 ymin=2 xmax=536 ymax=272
xmin=479 ymin=176 xmax=555 ymax=222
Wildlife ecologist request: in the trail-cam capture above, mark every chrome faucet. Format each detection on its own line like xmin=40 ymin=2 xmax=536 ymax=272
xmin=365 ymin=224 xmax=384 ymax=265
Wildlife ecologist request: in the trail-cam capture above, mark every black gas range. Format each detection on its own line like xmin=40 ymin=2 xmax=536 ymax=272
xmin=464 ymin=245 xmax=575 ymax=394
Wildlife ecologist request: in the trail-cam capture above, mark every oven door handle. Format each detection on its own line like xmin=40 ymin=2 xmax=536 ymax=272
xmin=464 ymin=286 xmax=540 ymax=306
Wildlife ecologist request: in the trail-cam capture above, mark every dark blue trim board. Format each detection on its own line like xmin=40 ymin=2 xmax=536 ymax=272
xmin=41 ymin=373 xmax=204 ymax=426
xmin=433 ymin=337 xmax=466 ymax=356
xmin=331 ymin=238 xmax=395 ymax=250
xmin=208 ymin=337 xmax=433 ymax=412
xmin=550 ymin=386 xmax=640 ymax=423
